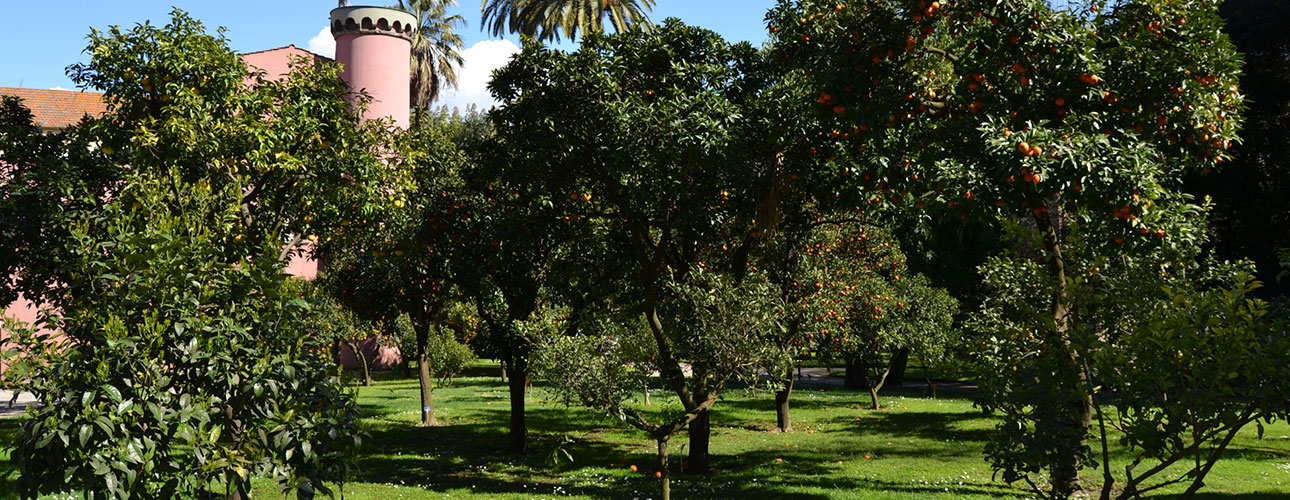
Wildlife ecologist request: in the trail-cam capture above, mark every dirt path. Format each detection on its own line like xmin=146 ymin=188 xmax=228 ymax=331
xmin=789 ymin=366 xmax=978 ymax=393
xmin=0 ymin=389 xmax=36 ymax=418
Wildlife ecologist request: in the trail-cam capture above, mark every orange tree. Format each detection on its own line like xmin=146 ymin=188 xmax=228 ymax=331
xmin=765 ymin=218 xmax=955 ymax=413
xmin=0 ymin=11 xmax=393 ymax=498
xmin=757 ymin=209 xmax=947 ymax=427
xmin=767 ymin=0 xmax=1243 ymax=496
xmin=320 ymin=118 xmax=473 ymax=428
xmin=300 ymin=284 xmax=382 ymax=387
xmin=453 ymin=106 xmax=595 ymax=453
xmin=488 ymin=20 xmax=783 ymax=490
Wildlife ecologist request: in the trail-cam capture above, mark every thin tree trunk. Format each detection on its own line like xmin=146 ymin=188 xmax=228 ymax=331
xmin=774 ymin=376 xmax=794 ymax=432
xmin=417 ymin=348 xmax=437 ymax=426
xmin=686 ymin=409 xmax=711 ymax=474
xmin=657 ymin=438 xmax=671 ymax=500
xmin=505 ymin=355 xmax=528 ymax=453
xmin=500 ymin=359 xmax=508 ymax=382
xmin=843 ymin=355 xmax=866 ymax=390
xmin=1179 ymin=422 xmax=1246 ymax=499
xmin=1034 ymin=209 xmax=1093 ymax=498
xmin=344 ymin=339 xmax=371 ymax=387
xmin=887 ymin=347 xmax=910 ymax=388
xmin=1092 ymin=360 xmax=1115 ymax=500
xmin=868 ymin=357 xmax=893 ymax=410
xmin=414 ymin=319 xmax=437 ymax=427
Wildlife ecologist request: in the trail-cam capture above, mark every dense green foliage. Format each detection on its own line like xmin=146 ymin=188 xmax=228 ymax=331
xmin=0 ymin=10 xmax=393 ymax=498
xmin=3 ymin=2 xmax=1288 ymax=500
xmin=8 ymin=173 xmax=360 ymax=499
xmin=764 ymin=0 xmax=1275 ymax=497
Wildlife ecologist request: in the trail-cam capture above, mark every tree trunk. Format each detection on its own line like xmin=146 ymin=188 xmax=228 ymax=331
xmin=843 ymin=355 xmax=866 ymax=390
xmin=774 ymin=370 xmax=794 ymax=432
xmin=887 ymin=347 xmax=910 ymax=388
xmin=505 ymin=355 xmax=528 ymax=453
xmin=686 ymin=409 xmax=711 ymax=474
xmin=867 ymin=356 xmax=893 ymax=410
xmin=1034 ymin=209 xmax=1093 ymax=498
xmin=500 ymin=359 xmax=508 ymax=382
xmin=413 ymin=319 xmax=437 ymax=427
xmin=657 ymin=438 xmax=671 ymax=500
xmin=417 ymin=348 xmax=437 ymax=426
xmin=345 ymin=340 xmax=371 ymax=387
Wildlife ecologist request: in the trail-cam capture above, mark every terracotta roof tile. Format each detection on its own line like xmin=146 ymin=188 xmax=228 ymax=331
xmin=0 ymin=87 xmax=107 ymax=130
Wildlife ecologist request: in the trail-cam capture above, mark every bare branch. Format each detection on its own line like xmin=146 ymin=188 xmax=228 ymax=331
xmin=920 ymin=46 xmax=960 ymax=63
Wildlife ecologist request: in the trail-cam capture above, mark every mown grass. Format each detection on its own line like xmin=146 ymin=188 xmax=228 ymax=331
xmin=2 ymin=361 xmax=1288 ymax=499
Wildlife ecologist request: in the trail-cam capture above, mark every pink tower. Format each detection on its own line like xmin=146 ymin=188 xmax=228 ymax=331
xmin=330 ymin=6 xmax=416 ymax=128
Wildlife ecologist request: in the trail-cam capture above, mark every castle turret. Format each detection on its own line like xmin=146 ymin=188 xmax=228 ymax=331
xmin=330 ymin=6 xmax=415 ymax=128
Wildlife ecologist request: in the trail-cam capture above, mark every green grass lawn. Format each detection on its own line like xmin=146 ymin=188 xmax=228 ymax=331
xmin=2 ymin=362 xmax=1289 ymax=499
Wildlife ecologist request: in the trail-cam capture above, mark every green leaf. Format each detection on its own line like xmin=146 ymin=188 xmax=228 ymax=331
xmin=79 ymin=424 xmax=93 ymax=447
xmin=102 ymin=385 xmax=123 ymax=403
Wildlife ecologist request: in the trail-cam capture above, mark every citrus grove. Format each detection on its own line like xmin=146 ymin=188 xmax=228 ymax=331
xmin=1 ymin=2 xmax=1288 ymax=500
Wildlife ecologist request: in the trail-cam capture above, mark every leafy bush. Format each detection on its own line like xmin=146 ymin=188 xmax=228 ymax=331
xmin=7 ymin=172 xmax=361 ymax=499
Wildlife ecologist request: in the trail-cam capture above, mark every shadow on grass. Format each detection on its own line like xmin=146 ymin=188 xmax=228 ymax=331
xmin=0 ymin=418 xmax=19 ymax=499
xmin=350 ymin=406 xmax=658 ymax=498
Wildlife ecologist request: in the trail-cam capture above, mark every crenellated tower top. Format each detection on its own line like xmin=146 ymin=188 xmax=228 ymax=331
xmin=329 ymin=6 xmax=417 ymax=42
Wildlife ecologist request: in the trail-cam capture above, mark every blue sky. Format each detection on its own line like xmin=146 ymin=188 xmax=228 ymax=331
xmin=0 ymin=1 xmax=779 ymax=111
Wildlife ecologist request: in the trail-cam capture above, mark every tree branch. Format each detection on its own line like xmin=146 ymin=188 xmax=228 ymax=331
xmin=920 ymin=46 xmax=960 ymax=63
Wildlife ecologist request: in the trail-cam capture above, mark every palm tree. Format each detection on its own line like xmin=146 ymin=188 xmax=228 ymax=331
xmin=397 ymin=0 xmax=467 ymax=110
xmin=481 ymin=0 xmax=656 ymax=43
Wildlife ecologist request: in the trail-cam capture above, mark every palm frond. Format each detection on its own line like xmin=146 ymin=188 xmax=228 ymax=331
xmin=480 ymin=0 xmax=654 ymax=43
xmin=398 ymin=0 xmax=467 ymax=109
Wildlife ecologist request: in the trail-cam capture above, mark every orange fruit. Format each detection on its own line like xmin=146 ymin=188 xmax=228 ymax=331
xmin=630 ymin=465 xmax=638 ymax=472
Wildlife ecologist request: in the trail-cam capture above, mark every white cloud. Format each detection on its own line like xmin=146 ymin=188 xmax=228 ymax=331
xmin=49 ymin=86 xmax=70 ymax=91
xmin=307 ymin=26 xmax=336 ymax=59
xmin=436 ymin=39 xmax=520 ymax=112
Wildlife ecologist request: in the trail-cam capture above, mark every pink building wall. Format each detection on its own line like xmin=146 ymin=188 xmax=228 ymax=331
xmin=242 ymin=45 xmax=329 ymax=82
